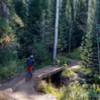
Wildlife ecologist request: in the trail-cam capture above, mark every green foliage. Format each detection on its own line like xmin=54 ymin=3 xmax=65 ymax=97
xmin=0 ymin=17 xmax=9 ymax=32
xmin=59 ymin=0 xmax=87 ymax=51
xmin=38 ymin=81 xmax=100 ymax=100
xmin=62 ymin=69 xmax=76 ymax=78
xmin=81 ymin=0 xmax=99 ymax=72
xmin=79 ymin=66 xmax=93 ymax=76
xmin=57 ymin=56 xmax=71 ymax=66
xmin=59 ymin=0 xmax=69 ymax=51
xmin=16 ymin=0 xmax=54 ymax=61
xmin=0 ymin=61 xmax=17 ymax=80
xmin=81 ymin=31 xmax=98 ymax=68
xmin=61 ymin=83 xmax=89 ymax=100
xmin=88 ymin=84 xmax=100 ymax=100
xmin=0 ymin=44 xmax=17 ymax=65
xmin=93 ymin=75 xmax=100 ymax=84
xmin=37 ymin=81 xmax=64 ymax=100
xmin=34 ymin=41 xmax=51 ymax=64
xmin=67 ymin=48 xmax=81 ymax=60
xmin=38 ymin=59 xmax=52 ymax=69
xmin=0 ymin=0 xmax=19 ymax=80
xmin=0 ymin=0 xmax=99 ymax=82
xmin=77 ymin=66 xmax=100 ymax=84
xmin=61 ymin=83 xmax=100 ymax=100
xmin=0 ymin=59 xmax=25 ymax=80
xmin=14 ymin=0 xmax=27 ymax=23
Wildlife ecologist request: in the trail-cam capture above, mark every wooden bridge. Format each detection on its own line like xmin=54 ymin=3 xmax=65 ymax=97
xmin=0 ymin=66 xmax=64 ymax=90
xmin=33 ymin=66 xmax=64 ymax=88
xmin=33 ymin=66 xmax=64 ymax=87
xmin=33 ymin=66 xmax=64 ymax=80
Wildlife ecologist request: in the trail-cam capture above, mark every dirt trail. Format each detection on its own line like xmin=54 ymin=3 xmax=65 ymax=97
xmin=0 ymin=74 xmax=56 ymax=100
xmin=0 ymin=61 xmax=80 ymax=100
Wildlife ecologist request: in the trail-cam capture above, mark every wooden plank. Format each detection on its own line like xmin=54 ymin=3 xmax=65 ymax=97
xmin=33 ymin=66 xmax=64 ymax=79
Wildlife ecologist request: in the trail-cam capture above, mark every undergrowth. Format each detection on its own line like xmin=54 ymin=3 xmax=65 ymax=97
xmin=37 ymin=81 xmax=100 ymax=100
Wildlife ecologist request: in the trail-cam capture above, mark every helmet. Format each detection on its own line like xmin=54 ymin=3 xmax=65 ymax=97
xmin=30 ymin=55 xmax=34 ymax=58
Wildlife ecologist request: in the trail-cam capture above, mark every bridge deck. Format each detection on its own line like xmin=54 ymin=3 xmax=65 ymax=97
xmin=33 ymin=66 xmax=64 ymax=80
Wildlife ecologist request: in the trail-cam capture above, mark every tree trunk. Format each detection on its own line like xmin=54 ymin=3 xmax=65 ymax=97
xmin=96 ymin=0 xmax=100 ymax=74
xmin=68 ymin=0 xmax=74 ymax=52
xmin=0 ymin=1 xmax=9 ymax=22
xmin=53 ymin=0 xmax=60 ymax=63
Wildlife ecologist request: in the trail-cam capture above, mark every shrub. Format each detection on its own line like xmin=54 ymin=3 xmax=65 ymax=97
xmin=0 ymin=61 xmax=17 ymax=80
xmin=37 ymin=81 xmax=100 ymax=100
xmin=88 ymin=84 xmax=100 ymax=100
xmin=61 ymin=69 xmax=76 ymax=79
xmin=0 ymin=44 xmax=17 ymax=66
xmin=93 ymin=75 xmax=100 ymax=84
xmin=34 ymin=41 xmax=51 ymax=66
xmin=37 ymin=81 xmax=64 ymax=100
xmin=0 ymin=60 xmax=24 ymax=80
xmin=57 ymin=56 xmax=71 ymax=66
xmin=61 ymin=82 xmax=89 ymax=100
xmin=66 ymin=48 xmax=81 ymax=60
xmin=79 ymin=66 xmax=93 ymax=76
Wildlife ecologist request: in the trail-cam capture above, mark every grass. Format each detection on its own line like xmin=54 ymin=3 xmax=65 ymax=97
xmin=56 ymin=48 xmax=81 ymax=67
xmin=69 ymin=66 xmax=93 ymax=76
xmin=37 ymin=58 xmax=52 ymax=69
xmin=37 ymin=80 xmax=100 ymax=100
xmin=66 ymin=48 xmax=81 ymax=60
xmin=37 ymin=81 xmax=64 ymax=100
xmin=61 ymin=69 xmax=76 ymax=78
xmin=79 ymin=67 xmax=93 ymax=75
xmin=57 ymin=55 xmax=71 ymax=66
xmin=0 ymin=60 xmax=25 ymax=81
xmin=61 ymin=82 xmax=89 ymax=100
xmin=0 ymin=62 xmax=16 ymax=80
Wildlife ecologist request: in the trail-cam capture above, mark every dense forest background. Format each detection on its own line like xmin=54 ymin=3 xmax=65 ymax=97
xmin=0 ymin=0 xmax=100 ymax=100
xmin=0 ymin=0 xmax=100 ymax=79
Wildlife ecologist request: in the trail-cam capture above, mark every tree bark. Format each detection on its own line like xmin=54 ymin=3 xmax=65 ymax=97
xmin=53 ymin=0 xmax=60 ymax=63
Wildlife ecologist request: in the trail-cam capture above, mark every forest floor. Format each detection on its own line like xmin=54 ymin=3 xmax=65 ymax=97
xmin=0 ymin=75 xmax=56 ymax=100
xmin=0 ymin=73 xmax=56 ymax=100
xmin=0 ymin=60 xmax=80 ymax=100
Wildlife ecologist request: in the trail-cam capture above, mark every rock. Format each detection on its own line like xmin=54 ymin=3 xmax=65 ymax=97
xmin=0 ymin=91 xmax=14 ymax=100
xmin=5 ymin=88 xmax=13 ymax=93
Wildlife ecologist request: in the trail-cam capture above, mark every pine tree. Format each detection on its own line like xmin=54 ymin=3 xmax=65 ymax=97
xmin=40 ymin=0 xmax=55 ymax=47
xmin=15 ymin=0 xmax=52 ymax=63
xmin=40 ymin=0 xmax=56 ymax=57
xmin=59 ymin=0 xmax=73 ymax=52
xmin=81 ymin=0 xmax=98 ymax=71
xmin=59 ymin=0 xmax=69 ymax=52
xmin=59 ymin=0 xmax=88 ymax=52
xmin=71 ymin=0 xmax=88 ymax=49
xmin=0 ymin=0 xmax=17 ymax=66
xmin=14 ymin=0 xmax=28 ymax=24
